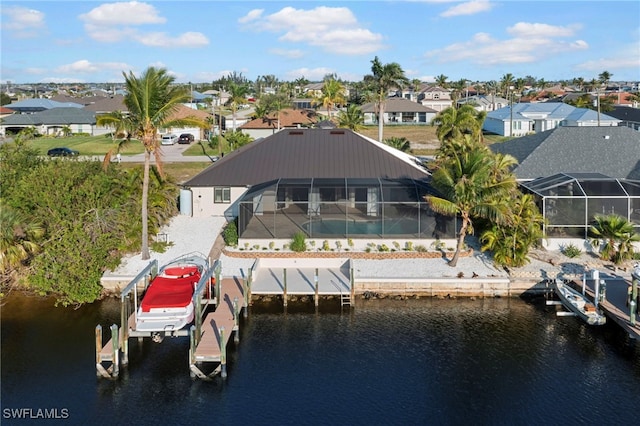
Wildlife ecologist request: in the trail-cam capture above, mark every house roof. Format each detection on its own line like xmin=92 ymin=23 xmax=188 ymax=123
xmin=486 ymin=102 xmax=619 ymax=123
xmin=606 ymin=105 xmax=640 ymax=123
xmin=361 ymin=97 xmax=437 ymax=113
xmin=4 ymin=98 xmax=84 ymax=112
xmin=239 ymin=108 xmax=318 ymax=129
xmin=0 ymin=106 xmax=15 ymax=114
xmin=168 ymin=104 xmax=212 ymax=121
xmin=83 ymin=95 xmax=127 ymax=113
xmin=489 ymin=126 xmax=640 ymax=180
xmin=457 ymin=94 xmax=509 ymax=106
xmin=183 ymin=128 xmax=429 ymax=187
xmin=0 ymin=107 xmax=96 ymax=126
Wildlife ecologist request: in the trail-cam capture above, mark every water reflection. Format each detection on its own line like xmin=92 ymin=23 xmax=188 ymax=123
xmin=2 ymin=293 xmax=639 ymax=425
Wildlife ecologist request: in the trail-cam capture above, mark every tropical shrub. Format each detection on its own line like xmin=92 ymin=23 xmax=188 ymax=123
xmin=290 ymin=232 xmax=307 ymax=252
xmin=561 ymin=243 xmax=582 ymax=258
xmin=223 ymin=218 xmax=239 ymax=246
xmin=589 ymin=214 xmax=639 ymax=265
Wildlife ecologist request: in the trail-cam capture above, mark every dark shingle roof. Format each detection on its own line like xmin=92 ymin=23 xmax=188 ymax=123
xmin=490 ymin=126 xmax=640 ymax=180
xmin=0 ymin=107 xmax=95 ymax=125
xmin=184 ymin=128 xmax=429 ymax=187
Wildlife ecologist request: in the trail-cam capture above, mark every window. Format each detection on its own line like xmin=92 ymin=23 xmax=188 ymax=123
xmin=214 ymin=187 xmax=231 ymax=203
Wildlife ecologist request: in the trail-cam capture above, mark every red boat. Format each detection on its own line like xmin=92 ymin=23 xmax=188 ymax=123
xmin=135 ymin=254 xmax=210 ymax=337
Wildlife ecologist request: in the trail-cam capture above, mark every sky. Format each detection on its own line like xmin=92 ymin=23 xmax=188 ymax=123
xmin=1 ymin=0 xmax=639 ymax=85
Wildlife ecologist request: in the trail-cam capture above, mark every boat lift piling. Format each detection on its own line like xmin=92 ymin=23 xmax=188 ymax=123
xmin=96 ymin=256 xmax=220 ymax=380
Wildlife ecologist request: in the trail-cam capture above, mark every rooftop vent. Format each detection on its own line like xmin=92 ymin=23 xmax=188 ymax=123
xmin=330 ymin=130 xmax=345 ymax=135
xmin=288 ymin=130 xmax=304 ymax=135
xmin=604 ymin=135 xmax=610 ymax=140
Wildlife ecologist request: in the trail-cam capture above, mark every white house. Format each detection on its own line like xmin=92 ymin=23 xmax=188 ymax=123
xmin=483 ymin=103 xmax=621 ymax=137
xmin=361 ymin=98 xmax=437 ymax=125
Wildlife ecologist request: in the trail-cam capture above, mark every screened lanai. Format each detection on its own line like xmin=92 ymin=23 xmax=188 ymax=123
xmin=237 ymin=178 xmax=456 ymax=240
xmin=521 ymin=173 xmax=640 ymax=238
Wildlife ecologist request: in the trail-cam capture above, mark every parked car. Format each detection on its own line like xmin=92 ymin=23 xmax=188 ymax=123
xmin=178 ymin=133 xmax=195 ymax=144
xmin=47 ymin=147 xmax=79 ymax=157
xmin=161 ymin=134 xmax=178 ymax=145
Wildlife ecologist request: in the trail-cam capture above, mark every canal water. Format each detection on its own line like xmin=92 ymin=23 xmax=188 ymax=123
xmin=2 ymin=292 xmax=640 ymax=425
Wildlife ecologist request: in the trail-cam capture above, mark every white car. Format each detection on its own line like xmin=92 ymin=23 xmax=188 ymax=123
xmin=161 ymin=134 xmax=178 ymax=145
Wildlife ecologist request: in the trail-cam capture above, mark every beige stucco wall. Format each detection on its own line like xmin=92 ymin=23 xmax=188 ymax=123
xmin=190 ymin=186 xmax=248 ymax=217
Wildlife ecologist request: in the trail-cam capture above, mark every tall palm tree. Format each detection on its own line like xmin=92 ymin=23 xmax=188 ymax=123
xmin=313 ymin=78 xmax=346 ymax=119
xmin=0 ymin=202 xmax=44 ymax=275
xmin=337 ymin=104 xmax=364 ymax=131
xmin=598 ymin=71 xmax=612 ymax=88
xmin=434 ymin=74 xmax=449 ymax=88
xmin=425 ymin=144 xmax=515 ymax=266
xmin=227 ymin=82 xmax=250 ymax=131
xmin=500 ymin=73 xmax=515 ymax=97
xmin=363 ymin=56 xmax=409 ymax=142
xmin=431 ymin=104 xmax=485 ymax=143
xmin=589 ymin=214 xmax=639 ymax=265
xmin=100 ymin=66 xmax=203 ymax=259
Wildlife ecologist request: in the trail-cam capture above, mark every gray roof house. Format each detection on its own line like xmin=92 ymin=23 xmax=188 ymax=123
xmin=456 ymin=94 xmax=509 ymax=112
xmin=490 ymin=126 xmax=640 ymax=250
xmin=489 ymin=126 xmax=640 ymax=180
xmin=484 ymin=102 xmax=621 ymax=137
xmin=182 ymin=128 xmax=453 ymax=244
xmin=360 ymin=97 xmax=437 ymax=126
xmin=0 ymin=107 xmax=101 ymax=136
xmin=4 ymin=98 xmax=84 ymax=113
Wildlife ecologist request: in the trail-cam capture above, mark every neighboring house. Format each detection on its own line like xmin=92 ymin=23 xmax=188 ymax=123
xmin=456 ymin=94 xmax=509 ymax=112
xmin=159 ymin=104 xmax=212 ymax=141
xmin=0 ymin=106 xmax=15 ymax=120
xmin=606 ymin=105 xmax=640 ymax=131
xmin=181 ymin=128 xmax=453 ymax=245
xmin=360 ymin=97 xmax=437 ymax=125
xmin=0 ymin=107 xmax=100 ymax=136
xmin=489 ymin=126 xmax=640 ymax=181
xmin=4 ymin=98 xmax=84 ymax=113
xmin=239 ymin=108 xmax=318 ymax=139
xmin=292 ymin=98 xmax=314 ymax=110
xmin=484 ymin=103 xmax=621 ymax=137
xmin=418 ymin=86 xmax=453 ymax=112
xmin=302 ymin=83 xmax=325 ymax=99
xmin=202 ymin=90 xmax=230 ymax=106
xmin=490 ymin=126 xmax=640 ymax=250
xmin=82 ymin=95 xmax=127 ymax=114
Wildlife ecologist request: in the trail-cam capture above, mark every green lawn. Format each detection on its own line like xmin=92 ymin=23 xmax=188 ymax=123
xmin=27 ymin=134 xmax=145 ymax=156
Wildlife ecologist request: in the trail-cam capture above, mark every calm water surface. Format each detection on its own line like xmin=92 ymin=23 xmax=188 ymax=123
xmin=2 ymin=292 xmax=640 ymax=425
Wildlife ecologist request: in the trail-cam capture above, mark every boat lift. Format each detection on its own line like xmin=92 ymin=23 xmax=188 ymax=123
xmin=95 ymin=256 xmax=220 ymax=379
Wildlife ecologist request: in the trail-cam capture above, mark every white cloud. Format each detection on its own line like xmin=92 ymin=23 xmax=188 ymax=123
xmin=507 ymin=22 xmax=580 ymax=38
xmin=1 ymin=6 xmax=46 ymax=38
xmin=79 ymin=2 xmax=208 ymax=48
xmin=135 ymin=32 xmax=209 ymax=48
xmin=240 ymin=6 xmax=385 ymax=55
xmin=441 ymin=1 xmax=493 ymax=18
xmin=425 ymin=22 xmax=589 ymax=66
xmin=56 ymin=60 xmax=130 ymax=74
xmin=79 ymin=1 xmax=165 ymax=26
xmin=575 ymin=41 xmax=640 ymax=75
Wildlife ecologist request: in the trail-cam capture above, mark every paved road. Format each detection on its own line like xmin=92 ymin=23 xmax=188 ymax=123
xmin=113 ymin=142 xmax=216 ymax=163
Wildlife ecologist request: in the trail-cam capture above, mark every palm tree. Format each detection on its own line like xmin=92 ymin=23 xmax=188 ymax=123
xmin=103 ymin=66 xmax=203 ymax=259
xmin=425 ymin=142 xmax=515 ymax=266
xmin=313 ymin=78 xmax=346 ymax=119
xmin=226 ymin=82 xmax=250 ymax=131
xmin=363 ymin=56 xmax=409 ymax=142
xmin=434 ymin=74 xmax=449 ymax=88
xmin=431 ymin=104 xmax=485 ymax=143
xmin=337 ymin=104 xmax=364 ymax=131
xmin=589 ymin=214 xmax=639 ymax=265
xmin=598 ymin=71 xmax=612 ymax=88
xmin=480 ymin=193 xmax=545 ymax=267
xmin=499 ymin=73 xmax=515 ymax=97
xmin=0 ymin=202 xmax=44 ymax=275
xmin=383 ymin=136 xmax=411 ymax=152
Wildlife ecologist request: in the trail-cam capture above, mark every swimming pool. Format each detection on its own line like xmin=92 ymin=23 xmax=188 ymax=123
xmin=302 ymin=218 xmax=421 ymax=236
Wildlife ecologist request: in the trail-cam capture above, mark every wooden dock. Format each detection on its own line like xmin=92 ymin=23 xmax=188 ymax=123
xmin=573 ymin=271 xmax=640 ymax=339
xmin=189 ymin=277 xmax=247 ymax=380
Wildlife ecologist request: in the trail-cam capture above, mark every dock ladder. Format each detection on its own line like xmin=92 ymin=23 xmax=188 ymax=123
xmin=341 ymin=292 xmax=352 ymax=307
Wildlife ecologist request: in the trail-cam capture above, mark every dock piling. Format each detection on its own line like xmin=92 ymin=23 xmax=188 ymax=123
xmin=95 ymin=325 xmax=103 ymax=377
xmin=233 ymin=297 xmax=240 ymax=343
xmin=283 ymin=268 xmax=288 ymax=307
xmin=110 ymin=324 xmax=120 ymax=378
xmin=219 ymin=326 xmax=227 ymax=379
xmin=314 ymin=268 xmax=319 ymax=307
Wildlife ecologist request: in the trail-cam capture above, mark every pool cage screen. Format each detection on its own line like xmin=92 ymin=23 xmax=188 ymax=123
xmin=521 ymin=173 xmax=640 ymax=238
xmin=237 ymin=178 xmax=456 ymax=240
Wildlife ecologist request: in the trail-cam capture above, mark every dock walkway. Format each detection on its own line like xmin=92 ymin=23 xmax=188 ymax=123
xmin=190 ymin=277 xmax=246 ymax=379
xmin=577 ymin=272 xmax=640 ymax=339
